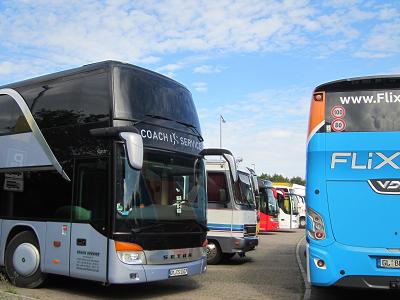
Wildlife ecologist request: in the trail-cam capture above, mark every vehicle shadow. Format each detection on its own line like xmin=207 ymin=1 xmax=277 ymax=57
xmin=35 ymin=274 xmax=202 ymax=299
xmin=218 ymin=256 xmax=254 ymax=266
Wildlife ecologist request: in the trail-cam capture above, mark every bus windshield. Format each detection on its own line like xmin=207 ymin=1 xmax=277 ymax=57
xmin=260 ymin=187 xmax=278 ymax=216
xmin=115 ymin=144 xmax=207 ymax=232
xmin=290 ymin=194 xmax=299 ymax=215
xmin=234 ymin=172 xmax=256 ymax=209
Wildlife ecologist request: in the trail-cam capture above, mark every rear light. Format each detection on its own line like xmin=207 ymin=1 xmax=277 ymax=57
xmin=202 ymin=239 xmax=208 ymax=247
xmin=307 ymin=208 xmax=326 ymax=241
xmin=314 ymin=92 xmax=324 ymax=101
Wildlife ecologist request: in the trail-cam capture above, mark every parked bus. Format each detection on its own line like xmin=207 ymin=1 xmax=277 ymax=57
xmin=307 ymin=75 xmax=400 ymax=288
xmin=0 ymin=61 xmax=231 ymax=287
xmin=258 ymin=180 xmax=279 ymax=232
xmin=206 ymin=161 xmax=258 ymax=264
xmin=247 ymin=168 xmax=261 ymax=234
xmin=276 ymin=191 xmax=299 ymax=229
xmin=273 ymin=183 xmax=306 ymax=228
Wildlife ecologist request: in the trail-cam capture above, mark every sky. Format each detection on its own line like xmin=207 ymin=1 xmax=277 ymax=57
xmin=1 ymin=0 xmax=400 ymax=177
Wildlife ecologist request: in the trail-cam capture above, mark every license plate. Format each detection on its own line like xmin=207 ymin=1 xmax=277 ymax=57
xmin=169 ymin=267 xmax=188 ymax=277
xmin=379 ymin=258 xmax=400 ymax=268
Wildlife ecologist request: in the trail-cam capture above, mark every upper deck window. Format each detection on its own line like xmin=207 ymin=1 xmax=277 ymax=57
xmin=113 ymin=67 xmax=200 ymax=130
xmin=0 ymin=94 xmax=30 ymax=136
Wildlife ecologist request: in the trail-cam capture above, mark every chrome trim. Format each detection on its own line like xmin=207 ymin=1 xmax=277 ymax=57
xmin=144 ymin=247 xmax=205 ymax=265
xmin=0 ymin=88 xmax=70 ymax=181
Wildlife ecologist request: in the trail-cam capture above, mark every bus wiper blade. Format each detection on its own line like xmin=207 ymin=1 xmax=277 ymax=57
xmin=131 ymin=223 xmax=164 ymax=233
xmin=137 ymin=114 xmax=204 ymax=142
xmin=176 ymin=120 xmax=204 ymax=142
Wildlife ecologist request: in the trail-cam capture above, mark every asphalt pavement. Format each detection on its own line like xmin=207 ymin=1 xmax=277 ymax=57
xmin=0 ymin=230 xmax=305 ymax=300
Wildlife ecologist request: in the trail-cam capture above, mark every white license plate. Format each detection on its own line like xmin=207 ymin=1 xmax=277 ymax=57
xmin=169 ymin=267 xmax=188 ymax=277
xmin=379 ymin=258 xmax=400 ymax=268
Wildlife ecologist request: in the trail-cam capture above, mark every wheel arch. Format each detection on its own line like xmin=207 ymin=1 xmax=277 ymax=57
xmin=0 ymin=221 xmax=46 ymax=268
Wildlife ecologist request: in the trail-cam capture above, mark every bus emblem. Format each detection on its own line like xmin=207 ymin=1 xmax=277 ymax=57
xmin=368 ymin=179 xmax=400 ymax=195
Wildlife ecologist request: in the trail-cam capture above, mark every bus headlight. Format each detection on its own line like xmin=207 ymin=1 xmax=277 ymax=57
xmin=115 ymin=241 xmax=147 ymax=265
xmin=307 ymin=208 xmax=326 ymax=240
xmin=117 ymin=251 xmax=147 ymax=265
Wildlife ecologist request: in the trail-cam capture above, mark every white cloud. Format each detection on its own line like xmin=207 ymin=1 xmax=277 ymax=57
xmin=0 ymin=0 xmax=398 ymax=81
xmin=193 ymin=65 xmax=222 ymax=74
xmin=354 ymin=22 xmax=400 ymax=58
xmin=193 ymin=82 xmax=208 ymax=92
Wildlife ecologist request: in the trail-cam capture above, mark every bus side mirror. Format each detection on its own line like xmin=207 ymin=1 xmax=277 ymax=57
xmin=222 ymin=153 xmax=238 ymax=183
xmin=119 ymin=132 xmax=143 ymax=170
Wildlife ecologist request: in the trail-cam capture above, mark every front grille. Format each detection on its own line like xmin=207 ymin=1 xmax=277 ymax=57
xmin=244 ymin=224 xmax=257 ymax=236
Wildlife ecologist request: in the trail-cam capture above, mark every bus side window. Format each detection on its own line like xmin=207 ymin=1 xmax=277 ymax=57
xmin=73 ymin=159 xmax=108 ymax=232
xmin=207 ymin=172 xmax=229 ymax=207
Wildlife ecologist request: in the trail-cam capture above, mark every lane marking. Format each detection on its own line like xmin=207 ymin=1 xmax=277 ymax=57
xmin=296 ymin=234 xmax=311 ymax=300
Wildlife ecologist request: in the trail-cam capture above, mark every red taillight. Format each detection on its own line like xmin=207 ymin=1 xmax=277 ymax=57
xmin=202 ymin=239 xmax=208 ymax=247
xmin=316 ymin=231 xmax=324 ymax=239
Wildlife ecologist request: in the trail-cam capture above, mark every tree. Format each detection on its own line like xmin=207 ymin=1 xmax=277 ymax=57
xmin=259 ymin=173 xmax=305 ymax=185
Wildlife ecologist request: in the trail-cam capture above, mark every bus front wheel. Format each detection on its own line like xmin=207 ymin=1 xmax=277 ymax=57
xmin=206 ymin=241 xmax=222 ymax=264
xmin=5 ymin=231 xmax=46 ymax=288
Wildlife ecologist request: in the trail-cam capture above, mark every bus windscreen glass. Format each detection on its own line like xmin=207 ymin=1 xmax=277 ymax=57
xmin=115 ymin=145 xmax=207 ymax=232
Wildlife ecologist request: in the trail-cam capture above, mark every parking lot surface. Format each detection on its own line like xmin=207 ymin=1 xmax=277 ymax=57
xmin=0 ymin=230 xmax=305 ymax=300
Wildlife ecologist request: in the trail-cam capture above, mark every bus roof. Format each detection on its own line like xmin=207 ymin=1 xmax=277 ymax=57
xmin=0 ymin=60 xmax=188 ymax=92
xmin=315 ymin=74 xmax=400 ymax=93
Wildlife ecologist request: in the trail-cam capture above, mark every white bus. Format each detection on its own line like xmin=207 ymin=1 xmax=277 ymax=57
xmin=205 ymin=159 xmax=258 ymax=264
xmin=275 ymin=191 xmax=299 ymax=229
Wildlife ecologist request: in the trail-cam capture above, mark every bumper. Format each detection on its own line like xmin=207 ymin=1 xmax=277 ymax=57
xmin=308 ymin=241 xmax=400 ymax=288
xmin=108 ymin=255 xmax=207 ymax=284
xmin=208 ymin=235 xmax=259 ymax=253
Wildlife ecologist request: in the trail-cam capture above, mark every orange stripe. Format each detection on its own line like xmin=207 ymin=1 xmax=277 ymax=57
xmin=307 ymin=91 xmax=325 ymax=140
xmin=115 ymin=241 xmax=143 ymax=251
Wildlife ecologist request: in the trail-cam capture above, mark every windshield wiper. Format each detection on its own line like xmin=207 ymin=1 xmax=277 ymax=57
xmin=131 ymin=223 xmax=164 ymax=233
xmin=138 ymin=114 xmax=204 ymax=142
xmin=176 ymin=120 xmax=204 ymax=142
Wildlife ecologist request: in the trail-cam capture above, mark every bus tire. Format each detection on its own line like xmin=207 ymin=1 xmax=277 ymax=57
xmin=5 ymin=231 xmax=46 ymax=288
xmin=300 ymin=217 xmax=306 ymax=228
xmin=206 ymin=241 xmax=222 ymax=265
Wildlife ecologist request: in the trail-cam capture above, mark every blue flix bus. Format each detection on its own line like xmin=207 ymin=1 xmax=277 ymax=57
xmin=306 ymin=75 xmax=400 ymax=289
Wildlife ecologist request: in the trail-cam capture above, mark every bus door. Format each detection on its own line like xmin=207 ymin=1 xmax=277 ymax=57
xmin=69 ymin=158 xmax=109 ymax=282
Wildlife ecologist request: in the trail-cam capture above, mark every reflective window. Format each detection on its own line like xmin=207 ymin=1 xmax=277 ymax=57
xmin=17 ymin=72 xmax=110 ymax=129
xmin=0 ymin=94 xmax=30 ymax=136
xmin=326 ymin=89 xmax=400 ymax=132
xmin=207 ymin=173 xmax=229 ymax=203
xmin=115 ymin=145 xmax=206 ymax=233
xmin=113 ymin=67 xmax=200 ymax=130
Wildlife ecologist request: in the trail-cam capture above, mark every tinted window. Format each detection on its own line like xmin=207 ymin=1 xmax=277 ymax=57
xmin=0 ymin=94 xmax=30 ymax=135
xmin=0 ymin=171 xmax=72 ymax=220
xmin=113 ymin=67 xmax=200 ymax=130
xmin=207 ymin=172 xmax=229 ymax=203
xmin=74 ymin=159 xmax=108 ymax=231
xmin=326 ymin=89 xmax=400 ymax=132
xmin=17 ymin=72 xmax=110 ymax=129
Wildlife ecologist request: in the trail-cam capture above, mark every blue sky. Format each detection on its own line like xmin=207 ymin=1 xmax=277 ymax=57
xmin=1 ymin=0 xmax=400 ymax=177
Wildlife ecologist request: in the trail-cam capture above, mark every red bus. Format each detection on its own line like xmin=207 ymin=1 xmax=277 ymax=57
xmin=258 ymin=179 xmax=279 ymax=231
